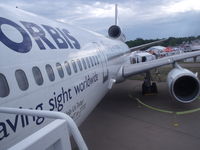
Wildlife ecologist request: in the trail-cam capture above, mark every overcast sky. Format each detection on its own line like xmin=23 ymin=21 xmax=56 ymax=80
xmin=0 ymin=0 xmax=200 ymax=40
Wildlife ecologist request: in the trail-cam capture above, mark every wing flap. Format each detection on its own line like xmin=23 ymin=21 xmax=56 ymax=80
xmin=123 ymin=50 xmax=200 ymax=78
xmin=129 ymin=39 xmax=167 ymax=52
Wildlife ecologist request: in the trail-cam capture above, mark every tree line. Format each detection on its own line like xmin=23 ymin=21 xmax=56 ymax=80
xmin=126 ymin=35 xmax=200 ymax=48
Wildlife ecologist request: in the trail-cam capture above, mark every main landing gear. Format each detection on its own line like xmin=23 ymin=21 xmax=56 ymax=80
xmin=142 ymin=71 xmax=158 ymax=95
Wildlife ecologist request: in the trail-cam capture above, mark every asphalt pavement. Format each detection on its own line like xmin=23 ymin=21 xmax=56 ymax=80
xmin=79 ymin=79 xmax=200 ymax=150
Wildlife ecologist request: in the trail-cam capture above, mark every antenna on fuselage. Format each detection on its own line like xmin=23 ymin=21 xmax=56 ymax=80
xmin=115 ymin=4 xmax=118 ymax=26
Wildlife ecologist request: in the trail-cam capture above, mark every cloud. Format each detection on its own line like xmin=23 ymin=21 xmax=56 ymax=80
xmin=125 ymin=10 xmax=200 ymax=39
xmin=163 ymin=0 xmax=200 ymax=14
xmin=0 ymin=0 xmax=199 ymax=40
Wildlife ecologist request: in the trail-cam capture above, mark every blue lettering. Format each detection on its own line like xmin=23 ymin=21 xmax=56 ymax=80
xmin=35 ymin=103 xmax=44 ymax=125
xmin=0 ymin=122 xmax=9 ymax=141
xmin=68 ymin=88 xmax=72 ymax=100
xmin=6 ymin=115 xmax=19 ymax=132
xmin=57 ymin=94 xmax=63 ymax=111
xmin=0 ymin=103 xmax=47 ymax=141
xmin=25 ymin=115 xmax=29 ymax=126
xmin=0 ymin=17 xmax=80 ymax=52
xmin=74 ymin=85 xmax=81 ymax=95
xmin=20 ymin=115 xmax=25 ymax=128
xmin=0 ymin=17 xmax=32 ymax=53
xmin=62 ymin=87 xmax=72 ymax=102
xmin=49 ymin=98 xmax=54 ymax=111
xmin=21 ymin=21 xmax=56 ymax=50
xmin=53 ymin=92 xmax=58 ymax=108
xmin=48 ymin=88 xmax=72 ymax=111
xmin=74 ymin=74 xmax=98 ymax=95
xmin=57 ymin=28 xmax=74 ymax=48
xmin=62 ymin=29 xmax=80 ymax=49
xmin=42 ymin=25 xmax=68 ymax=49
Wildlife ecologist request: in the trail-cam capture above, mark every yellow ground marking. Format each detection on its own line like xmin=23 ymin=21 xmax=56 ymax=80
xmin=129 ymin=94 xmax=200 ymax=115
xmin=173 ymin=123 xmax=179 ymax=127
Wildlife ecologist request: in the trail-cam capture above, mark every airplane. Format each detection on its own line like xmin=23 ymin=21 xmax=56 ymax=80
xmin=0 ymin=4 xmax=200 ymax=150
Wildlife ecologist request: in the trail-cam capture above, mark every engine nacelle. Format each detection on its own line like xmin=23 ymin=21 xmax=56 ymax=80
xmin=108 ymin=25 xmax=126 ymax=42
xmin=167 ymin=67 xmax=200 ymax=103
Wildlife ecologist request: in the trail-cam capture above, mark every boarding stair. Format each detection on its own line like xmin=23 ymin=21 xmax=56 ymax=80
xmin=0 ymin=107 xmax=88 ymax=150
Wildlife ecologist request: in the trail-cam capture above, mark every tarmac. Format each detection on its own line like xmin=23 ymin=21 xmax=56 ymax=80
xmin=79 ymin=79 xmax=200 ymax=150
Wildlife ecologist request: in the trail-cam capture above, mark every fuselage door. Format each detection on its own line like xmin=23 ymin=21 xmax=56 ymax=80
xmin=94 ymin=42 xmax=109 ymax=83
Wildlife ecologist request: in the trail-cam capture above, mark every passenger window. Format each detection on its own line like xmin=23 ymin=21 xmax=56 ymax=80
xmin=92 ymin=56 xmax=97 ymax=65
xmin=81 ymin=58 xmax=87 ymax=70
xmin=77 ymin=59 xmax=83 ymax=71
xmin=89 ymin=57 xmax=94 ymax=67
xmin=0 ymin=73 xmax=10 ymax=97
xmin=86 ymin=57 xmax=91 ymax=68
xmin=32 ymin=66 xmax=44 ymax=86
xmin=45 ymin=64 xmax=55 ymax=81
xmin=71 ymin=60 xmax=78 ymax=73
xmin=15 ymin=69 xmax=29 ymax=91
xmin=97 ymin=55 xmax=101 ymax=63
xmin=95 ymin=56 xmax=99 ymax=64
xmin=56 ymin=63 xmax=64 ymax=78
xmin=142 ymin=56 xmax=146 ymax=62
xmin=64 ymin=61 xmax=72 ymax=75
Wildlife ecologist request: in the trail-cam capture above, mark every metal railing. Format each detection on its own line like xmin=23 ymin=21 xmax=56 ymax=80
xmin=0 ymin=107 xmax=88 ymax=150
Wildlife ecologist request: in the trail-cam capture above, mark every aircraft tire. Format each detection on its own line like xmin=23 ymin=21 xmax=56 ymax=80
xmin=151 ymin=82 xmax=158 ymax=93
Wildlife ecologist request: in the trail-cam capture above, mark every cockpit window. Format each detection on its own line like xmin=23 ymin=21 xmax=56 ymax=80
xmin=0 ymin=73 xmax=10 ymax=97
xmin=56 ymin=63 xmax=64 ymax=78
xmin=15 ymin=69 xmax=29 ymax=91
xmin=32 ymin=66 xmax=44 ymax=85
xmin=45 ymin=64 xmax=55 ymax=81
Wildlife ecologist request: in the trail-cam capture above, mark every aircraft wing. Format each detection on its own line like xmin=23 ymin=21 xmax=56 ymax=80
xmin=123 ymin=50 xmax=200 ymax=78
xmin=129 ymin=39 xmax=167 ymax=52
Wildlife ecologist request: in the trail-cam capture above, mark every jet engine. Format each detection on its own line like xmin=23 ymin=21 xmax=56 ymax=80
xmin=167 ymin=66 xmax=200 ymax=103
xmin=108 ymin=25 xmax=126 ymax=42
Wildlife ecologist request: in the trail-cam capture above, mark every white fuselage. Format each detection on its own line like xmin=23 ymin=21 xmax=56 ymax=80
xmin=0 ymin=6 xmax=130 ymax=149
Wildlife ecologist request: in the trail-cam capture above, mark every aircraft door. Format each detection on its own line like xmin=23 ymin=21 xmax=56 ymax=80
xmin=94 ymin=43 xmax=109 ymax=83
